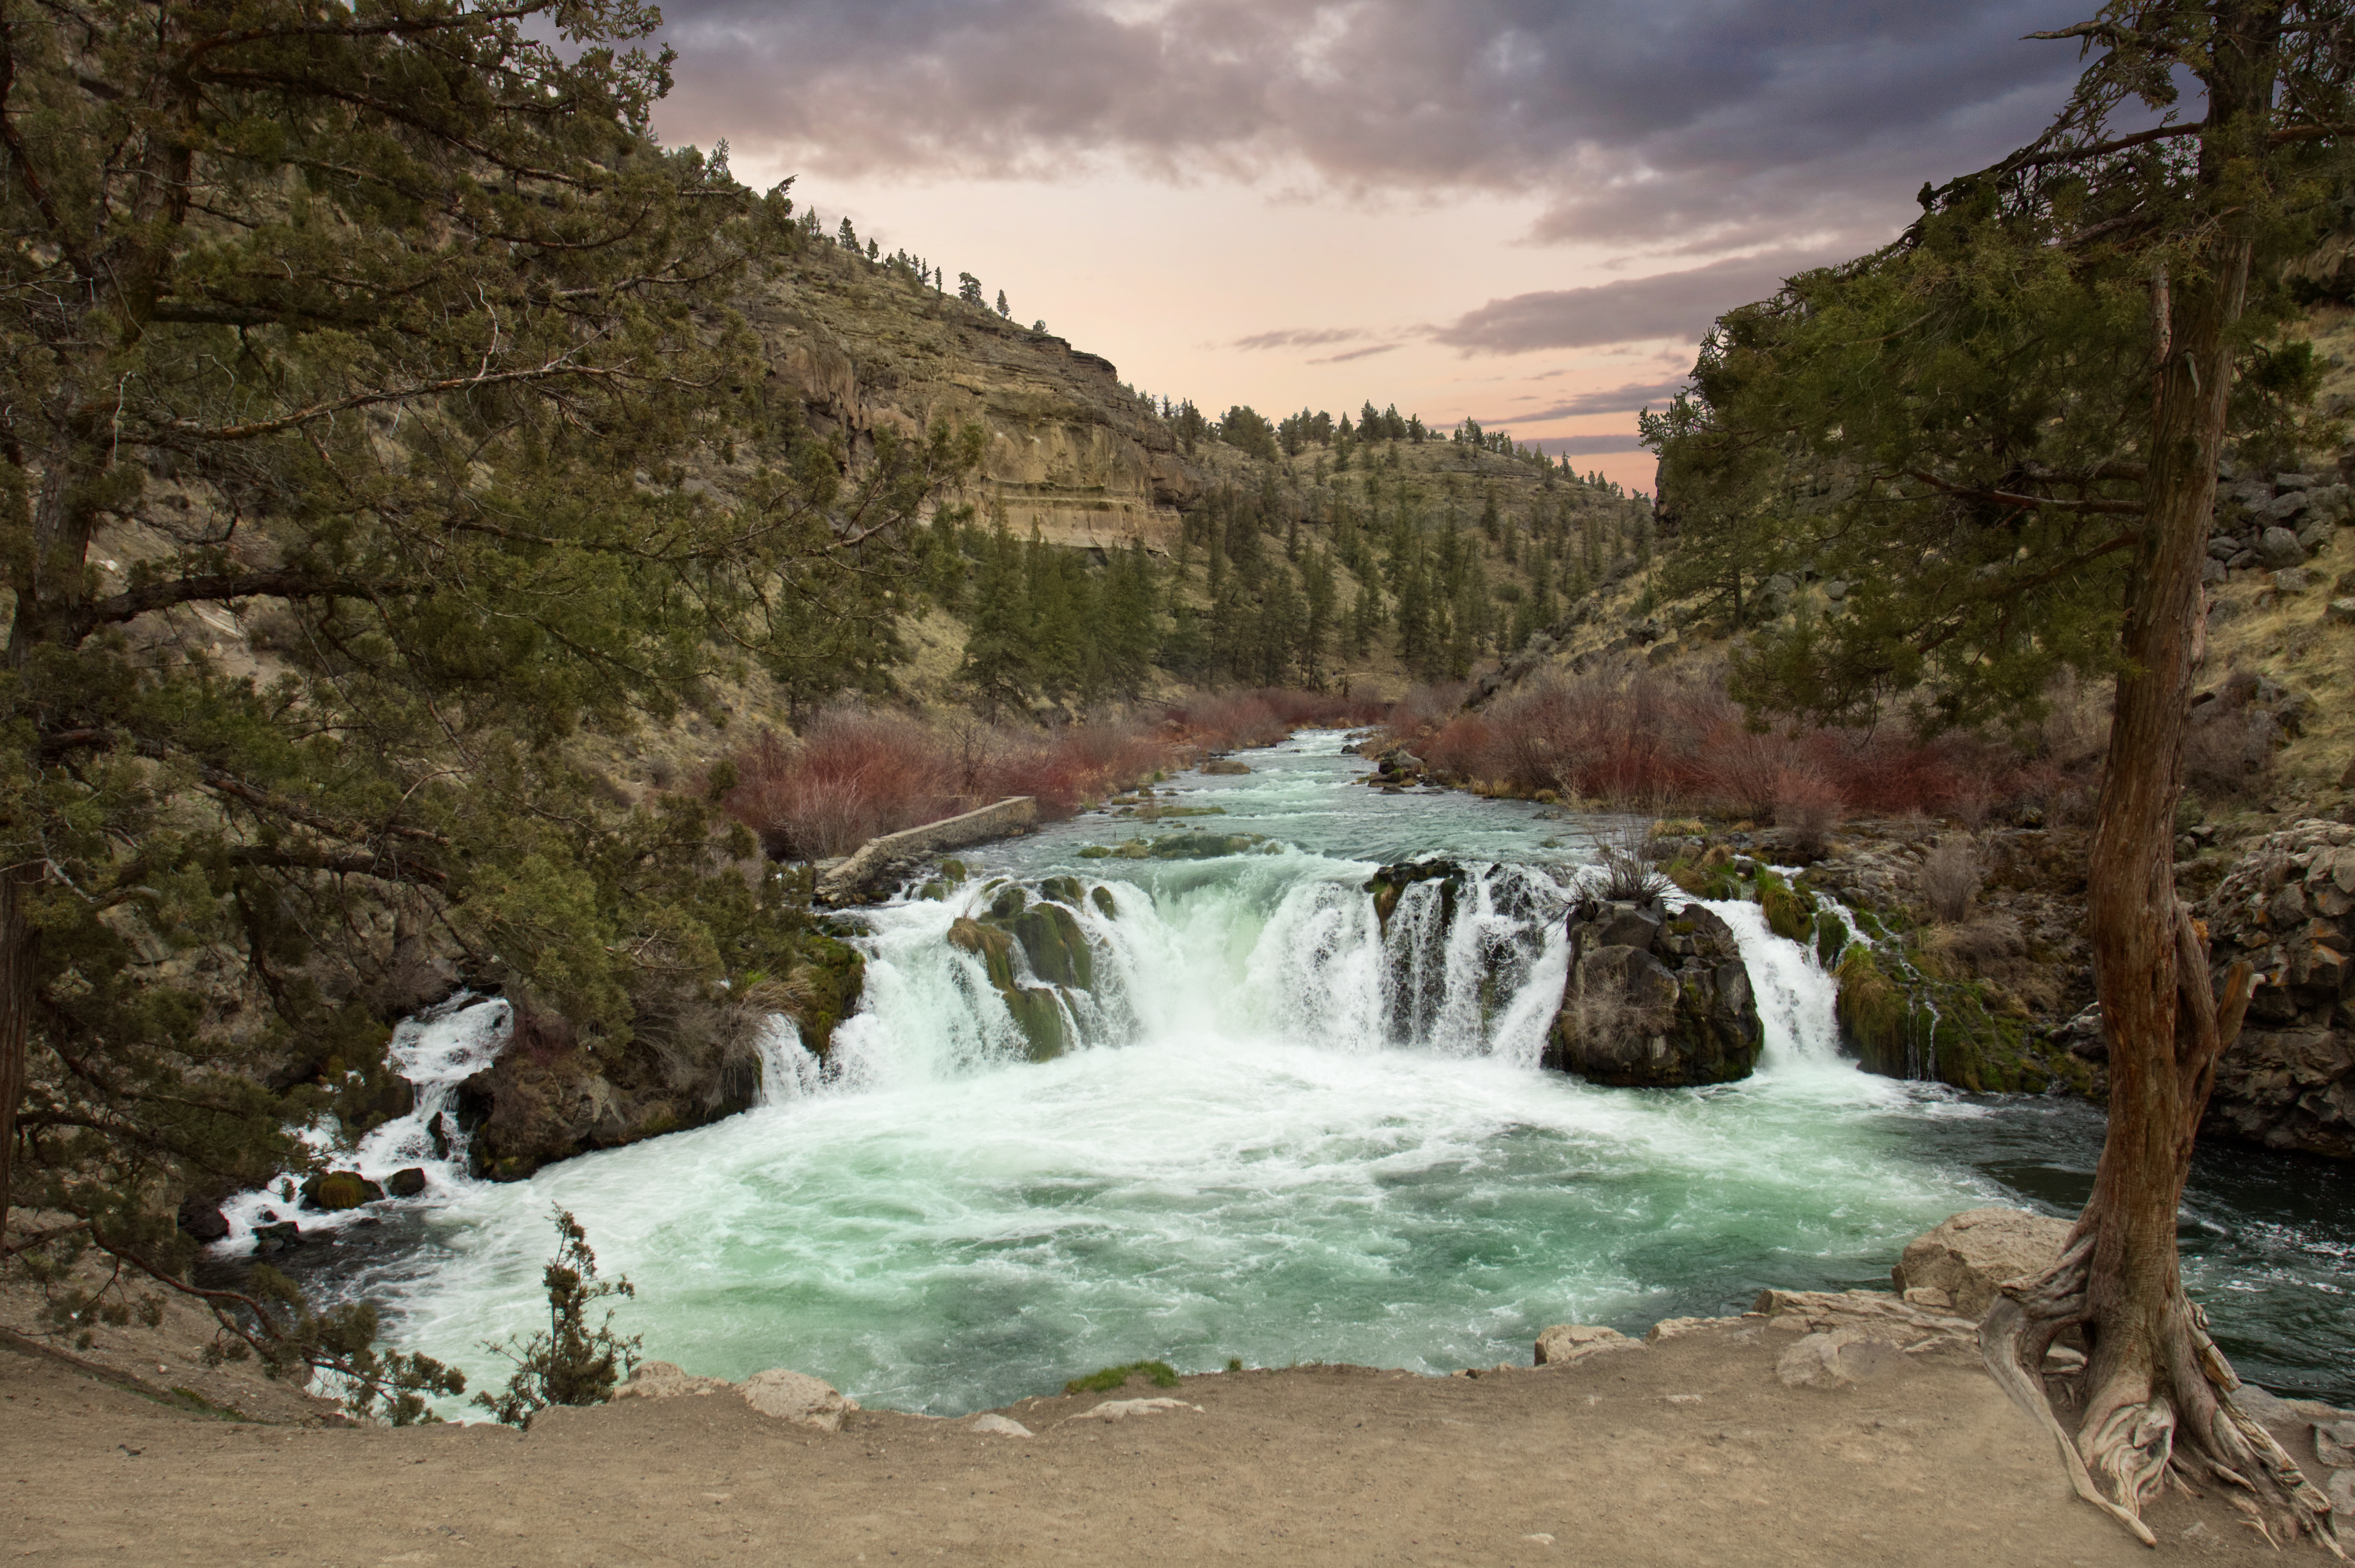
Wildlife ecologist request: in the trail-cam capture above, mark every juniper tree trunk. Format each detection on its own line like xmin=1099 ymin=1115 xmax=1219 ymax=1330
xmin=1983 ymin=3 xmax=2336 ymax=1548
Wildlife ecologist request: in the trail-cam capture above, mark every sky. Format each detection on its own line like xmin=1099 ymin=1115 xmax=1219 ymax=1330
xmin=644 ymin=1 xmax=2092 ymax=495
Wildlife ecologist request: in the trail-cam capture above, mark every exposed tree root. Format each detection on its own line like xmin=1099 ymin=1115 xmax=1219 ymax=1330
xmin=1982 ymin=1233 xmax=2344 ymax=1554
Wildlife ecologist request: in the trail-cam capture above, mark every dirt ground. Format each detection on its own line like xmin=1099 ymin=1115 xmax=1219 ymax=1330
xmin=2 ymin=1310 xmax=2339 ymax=1568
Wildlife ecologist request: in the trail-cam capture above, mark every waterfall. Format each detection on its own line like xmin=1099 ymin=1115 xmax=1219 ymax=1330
xmin=1696 ymin=899 xmax=1848 ymax=1074
xmin=215 ymin=995 xmax=512 ymax=1250
xmin=822 ymin=860 xmax=1576 ymax=1082
xmin=754 ymin=1015 xmax=824 ymax=1105
xmin=206 ymin=847 xmax=1854 ymax=1257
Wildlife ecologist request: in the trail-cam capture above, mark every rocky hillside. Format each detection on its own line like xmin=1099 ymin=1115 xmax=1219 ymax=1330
xmin=742 ymin=243 xmax=1192 ymax=552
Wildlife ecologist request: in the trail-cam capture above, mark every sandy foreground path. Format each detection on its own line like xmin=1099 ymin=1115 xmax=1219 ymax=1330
xmin=0 ymin=1316 xmax=2328 ymax=1568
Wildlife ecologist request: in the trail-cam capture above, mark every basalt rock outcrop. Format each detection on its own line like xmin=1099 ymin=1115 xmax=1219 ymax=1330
xmin=1889 ymin=1206 xmax=2073 ymax=1317
xmin=1543 ymin=899 xmax=1761 ymax=1086
xmin=741 ymin=244 xmax=1194 ymax=554
xmin=2200 ymin=820 xmax=2355 ymax=1159
xmin=455 ymin=930 xmax=867 ymax=1181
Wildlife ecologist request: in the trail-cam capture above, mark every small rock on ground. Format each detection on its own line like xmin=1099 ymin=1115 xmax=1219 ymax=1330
xmin=738 ymin=1369 xmax=859 ymax=1432
xmin=1071 ymin=1397 xmax=1202 ymax=1422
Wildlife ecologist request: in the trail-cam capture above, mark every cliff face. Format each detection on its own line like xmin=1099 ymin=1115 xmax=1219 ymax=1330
xmin=2201 ymin=820 xmax=2355 ymax=1159
xmin=740 ymin=249 xmax=1195 ymax=552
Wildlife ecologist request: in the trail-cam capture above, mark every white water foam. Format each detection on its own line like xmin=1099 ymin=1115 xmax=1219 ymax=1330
xmin=216 ymin=997 xmax=513 ymax=1250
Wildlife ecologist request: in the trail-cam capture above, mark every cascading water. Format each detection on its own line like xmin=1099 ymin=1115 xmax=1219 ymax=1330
xmin=1697 ymin=899 xmax=1850 ymax=1076
xmin=250 ymin=731 xmax=2355 ymax=1414
xmin=218 ymin=996 xmax=512 ymax=1248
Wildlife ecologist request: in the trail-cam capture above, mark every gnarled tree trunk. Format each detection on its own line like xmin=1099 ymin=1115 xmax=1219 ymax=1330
xmin=1980 ymin=4 xmax=2339 ymax=1550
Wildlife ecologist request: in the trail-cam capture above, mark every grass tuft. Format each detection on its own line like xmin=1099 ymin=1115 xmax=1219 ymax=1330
xmin=1063 ymin=1360 xmax=1180 ymax=1394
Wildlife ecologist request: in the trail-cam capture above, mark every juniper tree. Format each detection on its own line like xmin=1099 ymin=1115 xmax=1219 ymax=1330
xmin=1643 ymin=1 xmax=2348 ymax=1544
xmin=0 ymin=0 xmax=969 ymax=1393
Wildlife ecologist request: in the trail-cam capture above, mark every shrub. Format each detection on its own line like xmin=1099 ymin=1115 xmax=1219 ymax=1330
xmin=1065 ymin=1359 xmax=1180 ymax=1394
xmin=1920 ymin=837 xmax=1982 ymax=923
xmin=725 ymin=709 xmax=956 ymax=859
xmin=1593 ymin=820 xmax=1670 ymax=902
xmin=474 ymin=1209 xmax=642 ymax=1428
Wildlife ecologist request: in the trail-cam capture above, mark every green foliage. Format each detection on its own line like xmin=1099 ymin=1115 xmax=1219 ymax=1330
xmin=0 ymin=0 xmax=967 ymax=1400
xmin=1753 ymin=869 xmax=1814 ymax=943
xmin=1642 ymin=8 xmax=2350 ymax=736
xmin=474 ymin=1209 xmax=642 ymax=1428
xmin=1220 ymin=406 xmax=1281 ymax=462
xmin=1064 ymin=1359 xmax=1179 ymax=1394
xmin=957 ymin=523 xmax=1161 ymax=710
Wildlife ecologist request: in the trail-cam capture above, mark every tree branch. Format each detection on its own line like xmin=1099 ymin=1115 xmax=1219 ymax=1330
xmin=154 ymin=355 xmax=624 ymax=441
xmin=70 ymin=567 xmax=416 ymax=641
xmin=1906 ymin=470 xmax=2148 ymax=513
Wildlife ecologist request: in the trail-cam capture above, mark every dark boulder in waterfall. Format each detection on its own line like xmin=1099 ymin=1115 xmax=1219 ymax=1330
xmin=1544 ymin=899 xmax=1762 ymax=1087
xmin=454 ymin=930 xmax=861 ymax=1182
xmin=299 ymin=1170 xmax=384 ymax=1211
xmin=176 ymin=1196 xmax=230 ymax=1243
xmin=1364 ymin=858 xmax=1466 ymax=931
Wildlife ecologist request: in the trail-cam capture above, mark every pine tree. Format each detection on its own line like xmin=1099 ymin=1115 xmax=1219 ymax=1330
xmin=1642 ymin=3 xmax=2349 ymax=1543
xmin=0 ymin=0 xmax=973 ymax=1387
xmin=958 ymin=519 xmax=1035 ymax=713
xmin=1300 ymin=550 xmax=1337 ymax=689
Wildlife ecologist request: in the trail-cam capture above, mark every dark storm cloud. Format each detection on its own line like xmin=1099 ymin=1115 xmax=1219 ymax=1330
xmin=1433 ymin=249 xmax=1832 ymax=355
xmin=1490 ymin=377 xmax=1691 ymax=421
xmin=652 ymin=0 xmax=2080 ymax=249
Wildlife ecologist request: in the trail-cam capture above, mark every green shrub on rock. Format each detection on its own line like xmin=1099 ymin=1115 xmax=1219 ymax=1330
xmin=1753 ymin=868 xmax=1813 ymax=942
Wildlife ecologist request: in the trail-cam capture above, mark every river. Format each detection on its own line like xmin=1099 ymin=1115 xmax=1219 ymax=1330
xmin=250 ymin=730 xmax=2355 ymax=1415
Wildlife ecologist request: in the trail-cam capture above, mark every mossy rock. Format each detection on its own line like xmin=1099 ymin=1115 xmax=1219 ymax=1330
xmin=948 ymin=917 xmax=1070 ymax=1061
xmin=1835 ymin=948 xmax=1913 ymax=1077
xmin=1813 ymin=912 xmax=1849 ymax=969
xmin=1754 ymin=868 xmax=1812 ymax=943
xmin=1013 ymin=903 xmax=1093 ymax=990
xmin=789 ymin=931 xmax=868 ymax=1058
xmin=1834 ymin=946 xmax=2092 ymax=1095
xmin=1039 ymin=876 xmax=1085 ymax=907
xmin=1364 ymin=859 xmax=1465 ymax=931
xmin=1147 ymin=832 xmax=1263 ymax=860
xmin=299 ymin=1170 xmax=383 ymax=1212
xmin=1667 ymin=859 xmax=1740 ymax=900
xmin=949 ymin=916 xmax=1020 ymax=991
xmin=1003 ymin=985 xmax=1070 ymax=1061
xmin=1090 ymin=886 xmax=1117 ymax=919
xmin=988 ymin=885 xmax=1029 ymax=920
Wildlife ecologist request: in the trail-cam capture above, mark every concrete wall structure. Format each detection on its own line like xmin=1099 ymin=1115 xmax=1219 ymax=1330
xmin=819 ymin=797 xmax=1039 ymax=900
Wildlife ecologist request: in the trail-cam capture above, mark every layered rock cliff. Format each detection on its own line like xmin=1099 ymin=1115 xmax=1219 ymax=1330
xmin=742 ymin=247 xmax=1194 ymax=552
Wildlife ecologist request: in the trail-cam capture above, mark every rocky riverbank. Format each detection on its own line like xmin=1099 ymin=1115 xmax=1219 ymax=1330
xmin=1630 ymin=808 xmax=2355 ymax=1162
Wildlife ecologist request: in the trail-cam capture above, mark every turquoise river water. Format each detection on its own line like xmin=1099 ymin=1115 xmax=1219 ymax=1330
xmin=226 ymin=731 xmax=2355 ymax=1415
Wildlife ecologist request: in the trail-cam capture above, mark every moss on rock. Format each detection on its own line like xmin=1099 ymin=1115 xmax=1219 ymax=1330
xmin=1754 ymin=868 xmax=1813 ymax=943
xmin=1834 ymin=946 xmax=2092 ymax=1095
